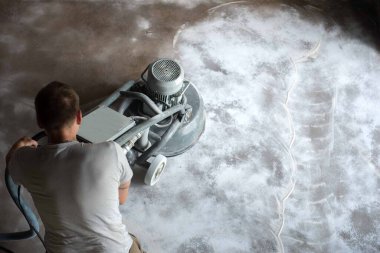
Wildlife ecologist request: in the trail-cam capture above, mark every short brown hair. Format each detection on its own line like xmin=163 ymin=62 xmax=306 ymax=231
xmin=35 ymin=81 xmax=80 ymax=130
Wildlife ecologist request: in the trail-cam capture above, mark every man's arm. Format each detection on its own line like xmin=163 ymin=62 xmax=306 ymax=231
xmin=119 ymin=180 xmax=131 ymax=205
xmin=6 ymin=137 xmax=38 ymax=166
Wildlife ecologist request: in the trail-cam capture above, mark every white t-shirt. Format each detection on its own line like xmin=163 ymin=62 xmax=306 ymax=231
xmin=9 ymin=141 xmax=133 ymax=253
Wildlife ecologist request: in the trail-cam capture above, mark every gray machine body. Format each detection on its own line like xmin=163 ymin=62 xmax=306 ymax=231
xmin=78 ymin=107 xmax=135 ymax=143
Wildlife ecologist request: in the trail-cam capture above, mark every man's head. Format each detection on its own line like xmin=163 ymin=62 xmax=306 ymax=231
xmin=35 ymin=81 xmax=81 ymax=132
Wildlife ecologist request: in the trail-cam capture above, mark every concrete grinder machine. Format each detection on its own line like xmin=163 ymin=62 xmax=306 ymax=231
xmin=0 ymin=58 xmax=206 ymax=246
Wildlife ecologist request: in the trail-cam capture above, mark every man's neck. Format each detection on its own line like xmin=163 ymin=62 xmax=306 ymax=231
xmin=47 ymin=128 xmax=77 ymax=145
xmin=48 ymin=136 xmax=77 ymax=144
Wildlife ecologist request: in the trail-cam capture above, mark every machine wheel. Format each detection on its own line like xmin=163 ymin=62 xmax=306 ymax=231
xmin=144 ymin=154 xmax=167 ymax=186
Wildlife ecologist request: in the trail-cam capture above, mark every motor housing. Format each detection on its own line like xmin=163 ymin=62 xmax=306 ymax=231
xmin=143 ymin=58 xmax=187 ymax=108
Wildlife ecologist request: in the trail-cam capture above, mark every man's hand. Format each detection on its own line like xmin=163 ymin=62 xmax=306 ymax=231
xmin=6 ymin=137 xmax=38 ymax=166
xmin=119 ymin=180 xmax=131 ymax=205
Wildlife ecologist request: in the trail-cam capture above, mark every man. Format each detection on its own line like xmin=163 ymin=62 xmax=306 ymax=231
xmin=5 ymin=81 xmax=143 ymax=253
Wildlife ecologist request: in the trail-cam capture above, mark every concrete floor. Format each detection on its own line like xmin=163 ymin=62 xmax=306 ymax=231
xmin=0 ymin=1 xmax=379 ymax=252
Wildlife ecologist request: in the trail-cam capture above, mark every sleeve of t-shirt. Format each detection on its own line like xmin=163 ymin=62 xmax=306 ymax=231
xmin=113 ymin=142 xmax=133 ymax=185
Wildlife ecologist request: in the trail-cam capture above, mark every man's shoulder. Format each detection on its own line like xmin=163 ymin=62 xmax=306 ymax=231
xmin=79 ymin=141 xmax=120 ymax=155
xmin=12 ymin=145 xmax=37 ymax=159
xmin=86 ymin=141 xmax=117 ymax=149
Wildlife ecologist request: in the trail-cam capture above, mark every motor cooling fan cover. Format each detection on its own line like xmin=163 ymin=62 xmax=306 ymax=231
xmin=146 ymin=59 xmax=184 ymax=96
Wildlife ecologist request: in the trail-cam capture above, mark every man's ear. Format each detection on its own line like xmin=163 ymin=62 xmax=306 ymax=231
xmin=76 ymin=110 xmax=82 ymax=125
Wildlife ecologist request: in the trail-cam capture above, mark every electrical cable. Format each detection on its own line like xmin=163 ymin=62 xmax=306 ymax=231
xmin=0 ymin=246 xmax=15 ymax=253
xmin=154 ymin=115 xmax=173 ymax=128
xmin=130 ymin=116 xmax=148 ymax=121
xmin=120 ymin=91 xmax=163 ymax=115
xmin=136 ymin=117 xmax=183 ymax=164
xmin=275 ymin=40 xmax=321 ymax=253
xmin=136 ymin=105 xmax=174 ymax=128
xmin=115 ymin=103 xmax=186 ymax=146
xmin=17 ymin=187 xmax=48 ymax=253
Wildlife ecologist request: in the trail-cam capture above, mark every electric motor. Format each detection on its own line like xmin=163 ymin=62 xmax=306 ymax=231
xmin=142 ymin=58 xmax=187 ymax=108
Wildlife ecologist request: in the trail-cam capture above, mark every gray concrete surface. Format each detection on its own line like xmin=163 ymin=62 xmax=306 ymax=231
xmin=0 ymin=1 xmax=379 ymax=252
